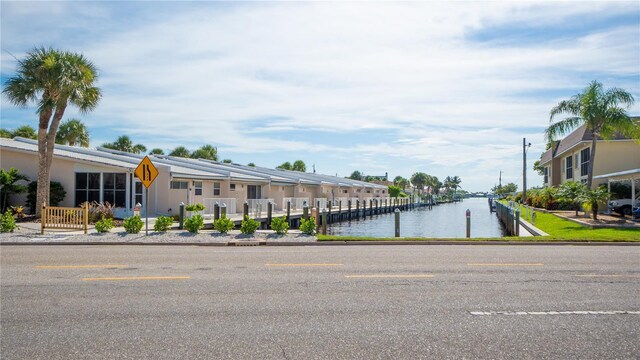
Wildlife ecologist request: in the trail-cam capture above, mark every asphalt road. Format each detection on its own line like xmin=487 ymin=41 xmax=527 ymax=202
xmin=1 ymin=245 xmax=639 ymax=359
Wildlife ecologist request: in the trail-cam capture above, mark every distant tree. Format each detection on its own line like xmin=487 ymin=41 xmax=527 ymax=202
xmin=149 ymin=148 xmax=164 ymax=155
xmin=292 ymin=160 xmax=306 ymax=172
xmin=102 ymin=135 xmax=146 ymax=154
xmin=3 ymin=47 xmax=101 ymax=216
xmin=55 ymin=118 xmax=90 ymax=147
xmin=493 ymin=182 xmax=518 ymax=198
xmin=547 ymin=80 xmax=636 ymax=188
xmin=410 ymin=172 xmax=429 ymax=195
xmin=388 ymin=185 xmax=402 ymax=198
xmin=191 ymin=144 xmax=218 ymax=161
xmin=277 ymin=162 xmax=292 ymax=170
xmin=247 ymin=162 xmax=256 ymax=167
xmin=348 ymin=170 xmax=363 ymax=181
xmin=12 ymin=125 xmax=37 ymax=139
xmin=0 ymin=129 xmax=12 ymax=138
xmin=169 ymin=146 xmax=190 ymax=158
xmin=222 ymin=159 xmax=233 ymax=164
xmin=393 ymin=176 xmax=408 ymax=190
xmin=533 ymin=159 xmax=544 ymax=176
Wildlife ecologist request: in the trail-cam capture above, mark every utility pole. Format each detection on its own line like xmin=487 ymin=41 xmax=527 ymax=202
xmin=523 ymin=138 xmax=527 ymax=204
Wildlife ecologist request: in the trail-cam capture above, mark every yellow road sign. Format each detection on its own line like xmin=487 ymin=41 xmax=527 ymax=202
xmin=135 ymin=156 xmax=159 ymax=188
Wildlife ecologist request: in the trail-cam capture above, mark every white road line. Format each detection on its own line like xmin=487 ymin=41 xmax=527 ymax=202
xmin=470 ymin=310 xmax=640 ymax=316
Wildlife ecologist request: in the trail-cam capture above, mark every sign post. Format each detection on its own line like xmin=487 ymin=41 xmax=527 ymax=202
xmin=134 ymin=156 xmax=159 ymax=235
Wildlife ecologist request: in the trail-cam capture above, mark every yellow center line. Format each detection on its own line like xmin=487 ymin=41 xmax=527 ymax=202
xmin=82 ymin=276 xmax=191 ymax=281
xmin=345 ymin=274 xmax=435 ymax=279
xmin=575 ymin=274 xmax=640 ymax=278
xmin=265 ymin=263 xmax=343 ymax=267
xmin=467 ymin=263 xmax=544 ymax=266
xmin=35 ymin=264 xmax=128 ymax=269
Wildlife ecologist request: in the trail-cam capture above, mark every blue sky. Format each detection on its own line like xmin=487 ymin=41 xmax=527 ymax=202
xmin=1 ymin=1 xmax=639 ymax=192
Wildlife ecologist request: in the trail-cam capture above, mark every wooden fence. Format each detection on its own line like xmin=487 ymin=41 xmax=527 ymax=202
xmin=41 ymin=203 xmax=89 ymax=234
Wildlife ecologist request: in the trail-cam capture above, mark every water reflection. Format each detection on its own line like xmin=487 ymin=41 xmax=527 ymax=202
xmin=327 ymin=197 xmax=505 ymax=238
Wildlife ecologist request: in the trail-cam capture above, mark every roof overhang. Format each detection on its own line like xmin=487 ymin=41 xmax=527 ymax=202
xmin=593 ymin=169 xmax=640 ymax=181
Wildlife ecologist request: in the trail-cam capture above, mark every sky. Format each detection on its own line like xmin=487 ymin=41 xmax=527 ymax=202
xmin=1 ymin=1 xmax=639 ymax=192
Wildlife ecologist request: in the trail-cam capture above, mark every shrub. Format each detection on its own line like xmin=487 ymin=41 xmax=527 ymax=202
xmin=214 ymin=216 xmax=235 ymax=234
xmin=10 ymin=206 xmax=25 ymax=219
xmin=123 ymin=215 xmax=144 ymax=234
xmin=26 ymin=181 xmax=66 ymax=213
xmin=0 ymin=210 xmax=18 ymax=233
xmin=184 ymin=214 xmax=204 ymax=233
xmin=270 ymin=216 xmax=289 ymax=234
xmin=95 ymin=217 xmax=114 ymax=233
xmin=185 ymin=203 xmax=205 ymax=212
xmin=84 ymin=201 xmax=115 ymax=223
xmin=0 ymin=167 xmax=29 ymax=213
xmin=240 ymin=215 xmax=260 ymax=234
xmin=154 ymin=216 xmax=174 ymax=232
xmin=299 ymin=217 xmax=316 ymax=235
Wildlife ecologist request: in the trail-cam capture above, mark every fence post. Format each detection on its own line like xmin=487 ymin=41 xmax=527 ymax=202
xmin=356 ymin=200 xmax=360 ymax=220
xmin=243 ymin=202 xmax=249 ymax=220
xmin=303 ymin=204 xmax=309 ymax=220
xmin=466 ymin=209 xmax=471 ymax=238
xmin=321 ymin=209 xmax=327 ymax=235
xmin=179 ymin=202 xmax=185 ymax=229
xmin=41 ymin=203 xmax=46 ymax=235
xmin=515 ymin=209 xmax=520 ymax=236
xmin=214 ymin=203 xmax=220 ymax=222
xmin=394 ymin=208 xmax=400 ymax=237
xmin=84 ymin=202 xmax=89 ymax=234
xmin=220 ymin=204 xmax=227 ymax=219
xmin=286 ymin=201 xmax=291 ymax=227
xmin=348 ymin=200 xmax=352 ymax=220
xmin=369 ymin=200 xmax=373 ymax=217
xmin=338 ymin=200 xmax=342 ymax=221
xmin=267 ymin=202 xmax=273 ymax=228
xmin=327 ymin=201 xmax=332 ymax=224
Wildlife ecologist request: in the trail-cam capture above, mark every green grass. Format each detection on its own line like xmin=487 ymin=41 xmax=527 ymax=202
xmin=517 ymin=207 xmax=640 ymax=241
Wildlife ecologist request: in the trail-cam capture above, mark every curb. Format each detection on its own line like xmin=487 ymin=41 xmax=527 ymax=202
xmin=1 ymin=241 xmax=639 ymax=246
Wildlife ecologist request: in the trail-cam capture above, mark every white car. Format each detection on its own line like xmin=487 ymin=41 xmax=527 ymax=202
xmin=608 ymin=194 xmax=640 ymax=216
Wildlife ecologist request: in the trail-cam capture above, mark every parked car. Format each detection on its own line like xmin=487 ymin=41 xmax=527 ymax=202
xmin=608 ymin=194 xmax=640 ymax=216
xmin=633 ymin=207 xmax=639 ymax=219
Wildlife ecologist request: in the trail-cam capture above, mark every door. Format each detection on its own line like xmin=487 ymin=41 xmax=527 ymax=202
xmin=133 ymin=179 xmax=145 ymax=216
xmin=247 ymin=185 xmax=261 ymax=199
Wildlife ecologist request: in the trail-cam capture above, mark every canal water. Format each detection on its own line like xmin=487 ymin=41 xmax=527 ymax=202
xmin=327 ymin=197 xmax=505 ymax=238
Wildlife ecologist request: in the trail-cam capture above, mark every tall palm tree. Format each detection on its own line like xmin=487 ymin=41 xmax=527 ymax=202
xmin=55 ymin=118 xmax=90 ymax=147
xmin=547 ymin=80 xmax=636 ymax=189
xmin=410 ymin=172 xmax=429 ymax=195
xmin=3 ymin=47 xmax=101 ymax=216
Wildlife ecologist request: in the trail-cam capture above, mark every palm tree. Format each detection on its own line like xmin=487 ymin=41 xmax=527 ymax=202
xmin=3 ymin=47 xmax=101 ymax=216
xmin=0 ymin=167 xmax=29 ymax=213
xmin=169 ymin=146 xmax=190 ymax=158
xmin=222 ymin=159 xmax=233 ymax=164
xmin=0 ymin=129 xmax=12 ymax=138
xmin=102 ymin=135 xmax=146 ymax=154
xmin=191 ymin=144 xmax=218 ymax=160
xmin=348 ymin=170 xmax=363 ymax=180
xmin=247 ymin=162 xmax=256 ymax=167
xmin=277 ymin=162 xmax=292 ymax=170
xmin=557 ymin=181 xmax=587 ymax=216
xmin=547 ymin=80 xmax=636 ymax=189
xmin=12 ymin=125 xmax=38 ymax=139
xmin=580 ymin=186 xmax=610 ymax=220
xmin=149 ymin=148 xmax=164 ymax=155
xmin=55 ymin=118 xmax=90 ymax=147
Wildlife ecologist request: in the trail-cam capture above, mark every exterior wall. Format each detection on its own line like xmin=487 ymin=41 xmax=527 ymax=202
xmin=0 ymin=148 xmax=136 ymax=216
xmin=554 ymin=141 xmax=640 ymax=188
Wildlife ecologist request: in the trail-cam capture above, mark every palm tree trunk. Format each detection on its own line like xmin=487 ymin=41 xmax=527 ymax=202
xmin=35 ymin=107 xmax=52 ymax=217
xmin=587 ymin=136 xmax=597 ymax=189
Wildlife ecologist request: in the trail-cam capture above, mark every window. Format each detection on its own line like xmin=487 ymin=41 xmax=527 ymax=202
xmin=213 ymin=182 xmax=221 ymax=196
xmin=75 ymin=173 xmax=100 ymax=206
xmin=543 ymin=167 xmax=549 ymax=184
xmin=343 ymin=190 xmax=348 ymax=194
xmin=366 ymin=190 xmax=371 ymax=193
xmin=580 ymin=148 xmax=590 ymax=177
xmin=194 ymin=181 xmax=202 ymax=196
xmin=230 ymin=183 xmax=236 ymax=191
xmin=103 ymin=173 xmax=126 ymax=207
xmin=566 ymin=155 xmax=573 ymax=179
xmin=170 ymin=181 xmax=188 ymax=189
xmin=247 ymin=185 xmax=261 ymax=199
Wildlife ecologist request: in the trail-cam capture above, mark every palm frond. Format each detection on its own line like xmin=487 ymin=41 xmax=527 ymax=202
xmin=544 ymin=117 xmax=581 ymax=141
